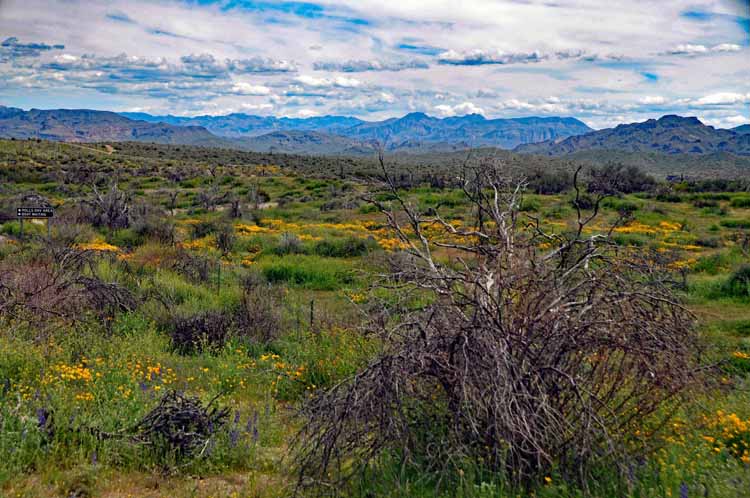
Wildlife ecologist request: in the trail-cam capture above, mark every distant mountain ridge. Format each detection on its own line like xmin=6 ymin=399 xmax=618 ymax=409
xmin=2 ymin=105 xmax=747 ymax=158
xmin=120 ymin=110 xmax=593 ymax=149
xmin=514 ymin=115 xmax=750 ymax=156
xmin=0 ymin=106 xmax=224 ymax=146
xmin=121 ymin=112 xmax=366 ymax=138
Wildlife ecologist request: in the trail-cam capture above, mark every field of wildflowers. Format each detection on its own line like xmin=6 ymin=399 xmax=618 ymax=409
xmin=1 ymin=139 xmax=750 ymax=497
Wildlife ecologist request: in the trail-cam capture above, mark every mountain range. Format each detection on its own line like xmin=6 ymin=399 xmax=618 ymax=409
xmin=514 ymin=115 xmax=750 ymax=156
xmin=0 ymin=106 xmax=224 ymax=146
xmin=122 ymin=110 xmax=592 ymax=150
xmin=1 ymin=105 xmax=748 ymax=157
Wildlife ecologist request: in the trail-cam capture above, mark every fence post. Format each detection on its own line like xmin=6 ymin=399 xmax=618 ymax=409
xmin=309 ymin=299 xmax=314 ymax=331
xmin=217 ymin=257 xmax=221 ymax=294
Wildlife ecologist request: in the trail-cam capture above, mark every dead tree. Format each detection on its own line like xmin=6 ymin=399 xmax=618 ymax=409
xmin=294 ymin=158 xmax=704 ymax=491
xmin=83 ymin=182 xmax=131 ymax=229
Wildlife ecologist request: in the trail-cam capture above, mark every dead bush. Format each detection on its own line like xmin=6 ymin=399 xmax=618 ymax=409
xmin=0 ymin=242 xmax=137 ymax=330
xmin=215 ymin=223 xmax=236 ymax=255
xmin=133 ymin=390 xmax=229 ymax=463
xmin=92 ymin=390 xmax=229 ymax=468
xmin=170 ymin=249 xmax=216 ymax=283
xmin=294 ymin=161 xmax=704 ymax=491
xmin=168 ymin=311 xmax=233 ymax=354
xmin=234 ymin=277 xmax=283 ymax=344
xmin=80 ymin=182 xmax=131 ymax=229
xmin=131 ymin=214 xmax=176 ymax=245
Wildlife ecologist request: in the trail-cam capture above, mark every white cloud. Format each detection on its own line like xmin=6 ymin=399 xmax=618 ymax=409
xmin=293 ymin=109 xmax=318 ymax=118
xmin=230 ymin=82 xmax=271 ymax=95
xmin=726 ymin=115 xmax=750 ymax=126
xmin=379 ymin=92 xmax=396 ymax=104
xmin=436 ymin=48 xmax=586 ymax=66
xmin=712 ymin=43 xmax=742 ymax=53
xmin=294 ymin=75 xmax=362 ymax=88
xmin=240 ymin=102 xmax=274 ymax=111
xmin=694 ymin=92 xmax=750 ymax=106
xmin=639 ymin=96 xmax=666 ymax=105
xmin=434 ymin=102 xmax=484 ymax=117
xmin=664 ymin=43 xmax=742 ymax=56
xmin=313 ymin=59 xmax=428 ymax=72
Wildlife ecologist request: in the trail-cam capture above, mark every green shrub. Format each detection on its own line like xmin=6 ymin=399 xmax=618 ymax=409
xmin=720 ymin=219 xmax=750 ymax=229
xmin=273 ymin=232 xmax=305 ymax=255
xmin=723 ymin=265 xmax=750 ymax=298
xmin=611 ymin=233 xmax=649 ymax=247
xmin=730 ymin=196 xmax=750 ymax=208
xmin=519 ymin=198 xmax=540 ymax=212
xmin=313 ymin=236 xmax=376 ymax=258
xmin=692 ymin=252 xmax=739 ymax=275
xmin=192 ymin=220 xmax=218 ymax=238
xmin=656 ymin=192 xmax=682 ymax=203
xmin=602 ymin=198 xmax=639 ymax=214
xmin=694 ymin=236 xmax=721 ymax=248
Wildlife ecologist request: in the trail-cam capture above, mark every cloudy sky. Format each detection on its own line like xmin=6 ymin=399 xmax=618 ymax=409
xmin=0 ymin=0 xmax=748 ymax=128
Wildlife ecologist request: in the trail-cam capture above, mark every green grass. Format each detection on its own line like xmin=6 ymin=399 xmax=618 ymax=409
xmin=258 ymin=254 xmax=356 ymax=290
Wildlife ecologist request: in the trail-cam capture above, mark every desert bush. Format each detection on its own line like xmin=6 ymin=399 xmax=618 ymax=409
xmin=215 ymin=223 xmax=236 ymax=255
xmin=656 ymin=192 xmax=683 ymax=203
xmin=527 ymin=169 xmax=572 ymax=194
xmin=0 ymin=243 xmax=136 ymax=328
xmin=588 ymin=163 xmax=656 ymax=194
xmin=81 ymin=182 xmax=131 ymax=229
xmin=131 ymin=390 xmax=229 ymax=464
xmin=170 ymin=249 xmax=216 ymax=283
xmin=692 ymin=198 xmax=718 ymax=208
xmin=730 ymin=197 xmax=750 ymax=208
xmin=695 ymin=236 xmax=721 ymax=248
xmin=720 ymin=219 xmax=750 ymax=229
xmin=722 ymin=265 xmax=750 ymax=298
xmin=233 ymin=276 xmax=284 ymax=345
xmin=313 ymin=236 xmax=375 ymax=258
xmin=131 ymin=214 xmax=175 ymax=246
xmin=192 ymin=220 xmax=218 ymax=239
xmin=274 ymin=232 xmax=304 ymax=255
xmin=167 ymin=310 xmax=234 ymax=354
xmin=570 ymin=192 xmax=596 ymax=210
xmin=518 ymin=198 xmax=540 ymax=212
xmin=295 ymin=162 xmax=703 ymax=491
xmin=602 ymin=198 xmax=639 ymax=215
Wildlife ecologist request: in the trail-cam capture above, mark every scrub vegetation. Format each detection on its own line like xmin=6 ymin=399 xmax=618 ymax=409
xmin=1 ymin=139 xmax=750 ymax=497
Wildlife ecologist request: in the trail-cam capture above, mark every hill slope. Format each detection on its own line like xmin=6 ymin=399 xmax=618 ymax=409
xmin=515 ymin=115 xmax=750 ymax=156
xmin=121 ymin=112 xmax=366 ymax=138
xmin=232 ymin=130 xmax=377 ymax=155
xmin=0 ymin=106 xmax=225 ymax=146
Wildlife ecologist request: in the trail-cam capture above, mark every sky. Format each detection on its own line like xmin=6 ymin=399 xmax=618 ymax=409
xmin=0 ymin=0 xmax=748 ymax=129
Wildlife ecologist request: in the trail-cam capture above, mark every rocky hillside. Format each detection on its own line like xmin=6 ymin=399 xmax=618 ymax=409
xmin=0 ymin=106 xmax=225 ymax=146
xmin=515 ymin=115 xmax=750 ymax=156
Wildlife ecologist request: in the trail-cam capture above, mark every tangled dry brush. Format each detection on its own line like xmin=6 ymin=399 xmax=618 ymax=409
xmin=295 ymin=161 xmax=705 ymax=489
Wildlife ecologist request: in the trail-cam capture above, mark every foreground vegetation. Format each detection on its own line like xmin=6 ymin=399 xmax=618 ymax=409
xmin=1 ymin=139 xmax=750 ymax=497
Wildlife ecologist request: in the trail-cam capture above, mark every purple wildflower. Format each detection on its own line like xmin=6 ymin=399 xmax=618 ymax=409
xmin=36 ymin=408 xmax=48 ymax=428
xmin=680 ymin=482 xmax=688 ymax=498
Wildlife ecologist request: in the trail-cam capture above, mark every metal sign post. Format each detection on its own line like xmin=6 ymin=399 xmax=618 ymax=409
xmin=16 ymin=206 xmax=54 ymax=240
